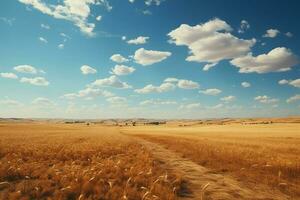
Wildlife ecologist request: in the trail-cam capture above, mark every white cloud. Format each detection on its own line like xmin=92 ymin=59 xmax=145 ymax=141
xmin=18 ymin=0 xmax=112 ymax=36
xmin=90 ymin=75 xmax=131 ymax=89
xmin=121 ymin=36 xmax=127 ymax=40
xmin=20 ymin=77 xmax=49 ymax=86
xmin=163 ymin=78 xmax=199 ymax=89
xmin=278 ymin=79 xmax=300 ymax=88
xmin=230 ymin=47 xmax=299 ymax=73
xmin=140 ymin=99 xmax=177 ymax=106
xmin=135 ymin=82 xmax=175 ymax=94
xmin=96 ymin=15 xmax=102 ymax=21
xmin=62 ymin=87 xmax=114 ymax=100
xmin=241 ymin=82 xmax=251 ymax=88
xmin=200 ymin=88 xmax=222 ymax=95
xmin=0 ymin=99 xmax=22 ymax=107
xmin=203 ymin=63 xmax=217 ymax=71
xmin=177 ymin=79 xmax=199 ymax=89
xmin=168 ymin=18 xmax=255 ymax=65
xmin=263 ymin=29 xmax=280 ymax=38
xmin=0 ymin=73 xmax=18 ymax=79
xmin=278 ymin=79 xmax=289 ymax=85
xmin=285 ymin=32 xmax=293 ymax=37
xmin=254 ymin=95 xmax=279 ymax=104
xmin=110 ymin=65 xmax=135 ymax=76
xmin=106 ymin=96 xmax=126 ymax=104
xmin=145 ymin=0 xmax=164 ymax=6
xmin=129 ymin=0 xmax=135 ymax=3
xmin=58 ymin=44 xmax=64 ymax=49
xmin=80 ymin=65 xmax=97 ymax=75
xmin=14 ymin=65 xmax=38 ymax=74
xmin=221 ymin=95 xmax=236 ymax=102
xmin=142 ymin=10 xmax=152 ymax=15
xmin=288 ymin=79 xmax=300 ymax=88
xmin=179 ymin=103 xmax=201 ymax=109
xmin=110 ymin=54 xmax=129 ymax=63
xmin=41 ymin=23 xmax=50 ymax=29
xmin=32 ymin=97 xmax=54 ymax=106
xmin=134 ymin=48 xmax=171 ymax=66
xmin=238 ymin=20 xmax=250 ymax=33
xmin=60 ymin=32 xmax=71 ymax=39
xmin=127 ymin=36 xmax=149 ymax=44
xmin=209 ymin=103 xmax=224 ymax=109
xmin=286 ymin=94 xmax=300 ymax=103
xmin=164 ymin=77 xmax=179 ymax=83
xmin=39 ymin=37 xmax=48 ymax=43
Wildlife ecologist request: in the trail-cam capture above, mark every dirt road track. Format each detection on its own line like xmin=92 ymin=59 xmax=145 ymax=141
xmin=135 ymin=138 xmax=290 ymax=200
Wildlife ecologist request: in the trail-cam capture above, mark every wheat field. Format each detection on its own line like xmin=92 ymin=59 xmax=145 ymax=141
xmin=0 ymin=123 xmax=183 ymax=200
xmin=0 ymin=119 xmax=300 ymax=200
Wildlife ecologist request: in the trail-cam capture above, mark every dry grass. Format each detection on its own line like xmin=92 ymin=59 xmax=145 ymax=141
xmin=123 ymin=123 xmax=300 ymax=199
xmin=0 ymin=123 xmax=183 ymax=200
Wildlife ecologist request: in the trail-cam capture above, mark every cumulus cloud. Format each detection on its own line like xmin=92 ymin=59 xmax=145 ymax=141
xmin=58 ymin=44 xmax=64 ymax=49
xmin=110 ymin=65 xmax=135 ymax=76
xmin=20 ymin=77 xmax=49 ymax=86
xmin=106 ymin=96 xmax=127 ymax=104
xmin=203 ymin=63 xmax=217 ymax=71
xmin=263 ymin=29 xmax=280 ymax=38
xmin=0 ymin=73 xmax=18 ymax=79
xmin=110 ymin=54 xmax=129 ymax=63
xmin=140 ymin=99 xmax=177 ymax=106
xmin=145 ymin=0 xmax=164 ymax=6
xmin=238 ymin=20 xmax=250 ymax=33
xmin=39 ymin=37 xmax=48 ymax=43
xmin=230 ymin=47 xmax=299 ymax=73
xmin=164 ymin=78 xmax=199 ymax=89
xmin=241 ymin=82 xmax=251 ymax=88
xmin=80 ymin=65 xmax=97 ymax=75
xmin=209 ymin=103 xmax=224 ymax=109
xmin=221 ymin=95 xmax=236 ymax=102
xmin=254 ymin=95 xmax=279 ymax=104
xmin=14 ymin=65 xmax=38 ymax=74
xmin=168 ymin=18 xmax=255 ymax=68
xmin=18 ymin=0 xmax=112 ymax=36
xmin=164 ymin=77 xmax=179 ymax=83
xmin=134 ymin=48 xmax=171 ymax=66
xmin=127 ymin=36 xmax=149 ymax=44
xmin=179 ymin=103 xmax=201 ymax=109
xmin=200 ymin=88 xmax=222 ymax=95
xmin=285 ymin=32 xmax=293 ymax=37
xmin=0 ymin=98 xmax=22 ymax=107
xmin=90 ymin=75 xmax=131 ymax=89
xmin=32 ymin=97 xmax=54 ymax=106
xmin=142 ymin=10 xmax=152 ymax=15
xmin=96 ymin=15 xmax=102 ymax=21
xmin=278 ymin=78 xmax=300 ymax=88
xmin=62 ymin=87 xmax=114 ymax=100
xmin=41 ymin=23 xmax=50 ymax=29
xmin=286 ymin=94 xmax=300 ymax=103
xmin=135 ymin=82 xmax=175 ymax=94
xmin=177 ymin=79 xmax=199 ymax=89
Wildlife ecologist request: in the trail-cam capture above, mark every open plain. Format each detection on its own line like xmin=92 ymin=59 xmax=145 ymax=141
xmin=0 ymin=118 xmax=300 ymax=200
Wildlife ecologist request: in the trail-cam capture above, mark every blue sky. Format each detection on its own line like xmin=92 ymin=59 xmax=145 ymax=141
xmin=0 ymin=0 xmax=299 ymax=119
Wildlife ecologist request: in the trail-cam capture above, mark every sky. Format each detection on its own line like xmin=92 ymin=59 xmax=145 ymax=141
xmin=0 ymin=0 xmax=299 ymax=119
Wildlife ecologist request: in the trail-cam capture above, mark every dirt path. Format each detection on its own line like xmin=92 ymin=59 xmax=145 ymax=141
xmin=136 ymin=138 xmax=290 ymax=200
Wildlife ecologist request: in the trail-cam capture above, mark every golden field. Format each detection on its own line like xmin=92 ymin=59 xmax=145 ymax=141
xmin=0 ymin=118 xmax=300 ymax=200
xmin=0 ymin=123 xmax=183 ymax=200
